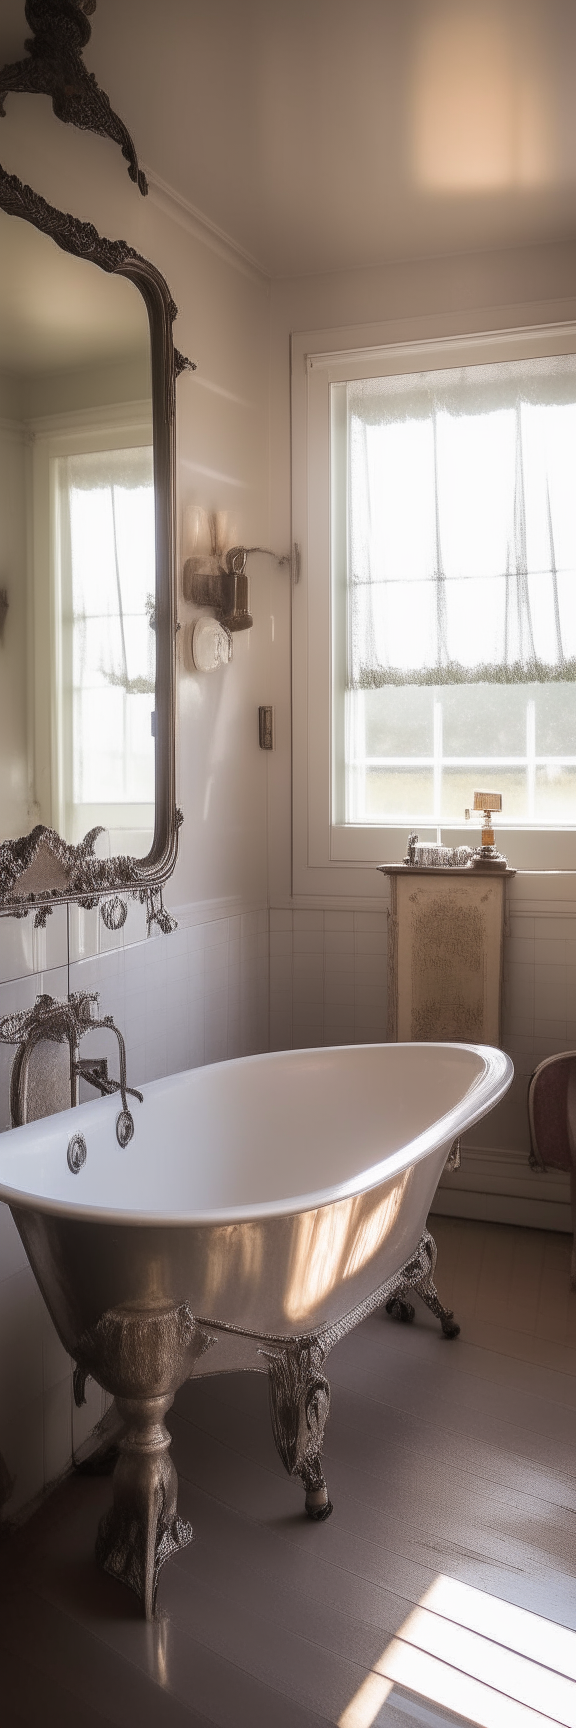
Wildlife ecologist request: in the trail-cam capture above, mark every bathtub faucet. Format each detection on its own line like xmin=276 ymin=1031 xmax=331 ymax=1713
xmin=75 ymin=1005 xmax=143 ymax=1148
xmin=0 ymin=991 xmax=143 ymax=1148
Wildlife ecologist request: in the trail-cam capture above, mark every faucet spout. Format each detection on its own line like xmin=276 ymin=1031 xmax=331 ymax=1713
xmin=75 ymin=1013 xmax=143 ymax=1147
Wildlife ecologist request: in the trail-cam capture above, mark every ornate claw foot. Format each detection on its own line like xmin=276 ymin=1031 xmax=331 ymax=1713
xmin=263 ymin=1337 xmax=333 ymax=1520
xmin=95 ymin=1391 xmax=192 ymax=1620
xmin=74 ymin=1302 xmax=213 ymax=1617
xmin=385 ymin=1229 xmax=460 ymax=1340
xmin=415 ymin=1229 xmax=460 ymax=1338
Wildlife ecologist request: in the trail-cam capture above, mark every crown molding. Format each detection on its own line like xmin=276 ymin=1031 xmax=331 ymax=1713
xmin=143 ymin=168 xmax=269 ymax=287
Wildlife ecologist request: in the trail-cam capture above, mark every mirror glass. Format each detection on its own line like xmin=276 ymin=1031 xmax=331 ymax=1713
xmin=0 ymin=206 xmax=156 ymax=860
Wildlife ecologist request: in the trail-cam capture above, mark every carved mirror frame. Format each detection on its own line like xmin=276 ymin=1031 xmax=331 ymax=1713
xmin=0 ymin=27 xmax=192 ymax=928
xmin=0 ymin=166 xmax=189 ymax=927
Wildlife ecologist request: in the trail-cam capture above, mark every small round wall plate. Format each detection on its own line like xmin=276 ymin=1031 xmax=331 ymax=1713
xmin=192 ymin=616 xmax=232 ymax=672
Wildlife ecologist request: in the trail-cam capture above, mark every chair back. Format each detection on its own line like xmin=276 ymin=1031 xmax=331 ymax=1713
xmin=528 ymin=1051 xmax=576 ymax=1173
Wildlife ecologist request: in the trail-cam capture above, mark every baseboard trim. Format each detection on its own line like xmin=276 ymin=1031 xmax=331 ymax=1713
xmin=433 ymin=1141 xmax=571 ymax=1231
xmin=430 ymin=1190 xmax=571 ymax=1231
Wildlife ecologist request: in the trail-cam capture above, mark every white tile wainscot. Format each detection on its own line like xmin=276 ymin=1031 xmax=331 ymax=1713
xmin=270 ymin=907 xmax=388 ymax=1051
xmin=270 ymin=881 xmax=576 ymax=1235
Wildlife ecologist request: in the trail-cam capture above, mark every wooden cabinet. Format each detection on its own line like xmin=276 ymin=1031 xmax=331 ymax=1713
xmin=380 ymin=866 xmax=515 ymax=1044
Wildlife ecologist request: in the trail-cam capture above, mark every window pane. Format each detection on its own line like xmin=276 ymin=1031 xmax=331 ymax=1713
xmin=363 ymin=686 xmax=434 ymax=756
xmin=535 ymin=683 xmax=576 ymax=753
xmin=363 ymin=768 xmax=434 ymax=821
xmin=535 ymin=766 xmax=576 ymax=821
xmin=442 ymin=767 xmax=527 ymax=821
xmin=441 ymin=684 xmax=528 ymax=755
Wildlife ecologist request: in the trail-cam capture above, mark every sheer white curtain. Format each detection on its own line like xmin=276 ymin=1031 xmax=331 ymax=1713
xmin=347 ymin=354 xmax=576 ymax=689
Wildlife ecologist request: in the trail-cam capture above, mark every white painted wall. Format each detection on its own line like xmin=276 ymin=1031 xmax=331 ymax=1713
xmin=0 ymin=103 xmax=271 ymax=1517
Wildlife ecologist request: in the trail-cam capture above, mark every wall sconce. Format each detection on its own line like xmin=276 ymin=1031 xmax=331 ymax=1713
xmin=183 ymin=510 xmax=299 ymax=649
xmin=183 ymin=512 xmax=252 ymax=632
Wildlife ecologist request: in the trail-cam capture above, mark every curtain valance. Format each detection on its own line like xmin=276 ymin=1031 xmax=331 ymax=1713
xmin=347 ymin=354 xmax=576 ymax=688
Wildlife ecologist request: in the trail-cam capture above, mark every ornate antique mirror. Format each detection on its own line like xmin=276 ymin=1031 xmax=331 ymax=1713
xmin=0 ymin=1 xmax=192 ymax=931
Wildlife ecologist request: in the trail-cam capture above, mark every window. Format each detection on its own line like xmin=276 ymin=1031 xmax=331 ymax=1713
xmin=292 ymin=322 xmax=576 ymax=891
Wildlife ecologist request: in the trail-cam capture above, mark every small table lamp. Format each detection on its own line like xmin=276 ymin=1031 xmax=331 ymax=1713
xmin=464 ymin=791 xmax=507 ymax=868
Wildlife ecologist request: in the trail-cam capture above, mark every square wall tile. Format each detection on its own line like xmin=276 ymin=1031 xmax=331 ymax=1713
xmin=293 ymin=926 xmax=324 ymax=952
xmin=270 ymin=909 xmax=292 ymax=932
xmin=323 ymin=950 xmax=355 ymax=976
xmin=323 ymin=930 xmax=354 ymax=955
xmin=534 ymin=963 xmax=567 ymax=1021
xmin=0 ymin=915 xmax=36 ymax=985
xmin=293 ymin=910 xmax=323 ymax=932
xmin=204 ymin=917 xmax=230 ymax=948
xmin=534 ymin=936 xmax=570 ymax=966
xmin=353 ymin=909 xmax=386 ymax=929
xmin=533 ymin=1016 xmax=567 ymax=1041
xmin=354 ymin=929 xmax=387 ymax=954
xmin=324 ymin=910 xmax=354 ymax=932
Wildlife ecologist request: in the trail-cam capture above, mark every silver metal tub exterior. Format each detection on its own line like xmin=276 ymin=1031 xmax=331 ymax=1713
xmin=0 ymin=1042 xmax=513 ymax=1614
xmin=0 ymin=1042 xmax=512 ymax=1356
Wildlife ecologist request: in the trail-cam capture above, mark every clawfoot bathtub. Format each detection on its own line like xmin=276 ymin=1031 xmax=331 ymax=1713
xmin=0 ymin=1040 xmax=512 ymax=1617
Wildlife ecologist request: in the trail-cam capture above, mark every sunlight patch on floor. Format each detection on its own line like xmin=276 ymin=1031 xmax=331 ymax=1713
xmin=338 ymin=1573 xmax=576 ymax=1727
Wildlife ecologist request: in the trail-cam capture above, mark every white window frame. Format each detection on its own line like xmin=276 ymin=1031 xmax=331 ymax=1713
xmin=291 ymin=316 xmax=576 ymax=895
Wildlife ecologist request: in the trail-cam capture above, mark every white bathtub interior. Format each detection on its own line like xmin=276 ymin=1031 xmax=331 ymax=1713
xmin=0 ymin=1042 xmax=512 ymax=1224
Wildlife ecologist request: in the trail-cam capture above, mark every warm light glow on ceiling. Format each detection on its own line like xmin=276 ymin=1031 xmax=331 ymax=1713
xmin=412 ymin=2 xmax=552 ymax=192
xmin=338 ymin=1572 xmax=576 ymax=1726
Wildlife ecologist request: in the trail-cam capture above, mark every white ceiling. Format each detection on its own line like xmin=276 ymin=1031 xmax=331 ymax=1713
xmin=1 ymin=0 xmax=576 ymax=278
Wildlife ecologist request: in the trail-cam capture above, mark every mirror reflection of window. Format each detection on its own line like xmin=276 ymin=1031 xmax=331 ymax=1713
xmin=55 ymin=443 xmax=155 ymax=853
xmin=0 ymin=202 xmax=155 ymax=862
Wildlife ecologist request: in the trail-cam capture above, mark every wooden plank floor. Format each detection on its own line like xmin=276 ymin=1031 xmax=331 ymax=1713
xmin=1 ymin=1217 xmax=576 ymax=1728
